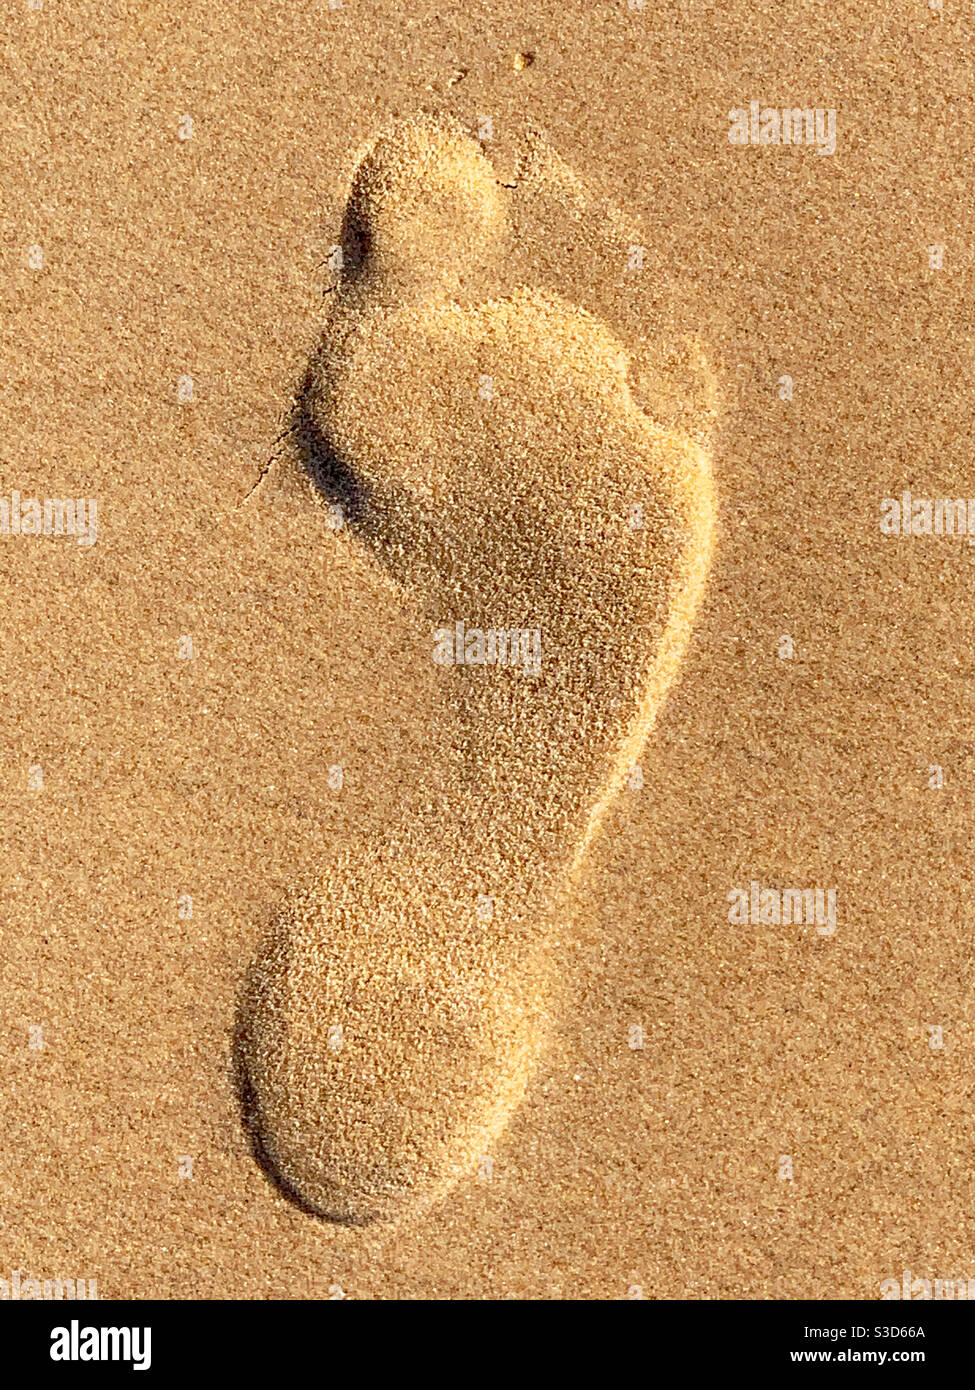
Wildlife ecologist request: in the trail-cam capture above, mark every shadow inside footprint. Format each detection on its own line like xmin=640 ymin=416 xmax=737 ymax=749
xmin=288 ymin=193 xmax=382 ymax=527
xmin=292 ymin=362 xmax=372 ymax=534
xmin=233 ymin=956 xmax=376 ymax=1227
xmin=292 ymin=359 xmax=480 ymax=605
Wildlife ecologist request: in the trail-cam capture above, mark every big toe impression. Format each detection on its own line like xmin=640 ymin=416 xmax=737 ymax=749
xmin=346 ymin=117 xmax=506 ymax=294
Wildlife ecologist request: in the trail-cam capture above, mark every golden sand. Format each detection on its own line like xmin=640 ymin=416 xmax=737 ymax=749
xmin=2 ymin=0 xmax=973 ymax=1299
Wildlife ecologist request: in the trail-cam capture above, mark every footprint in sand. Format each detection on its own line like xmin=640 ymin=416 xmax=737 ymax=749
xmin=239 ymin=117 xmax=717 ymax=1224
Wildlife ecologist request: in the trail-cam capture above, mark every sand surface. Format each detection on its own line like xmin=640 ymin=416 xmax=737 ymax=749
xmin=1 ymin=0 xmax=974 ymax=1298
